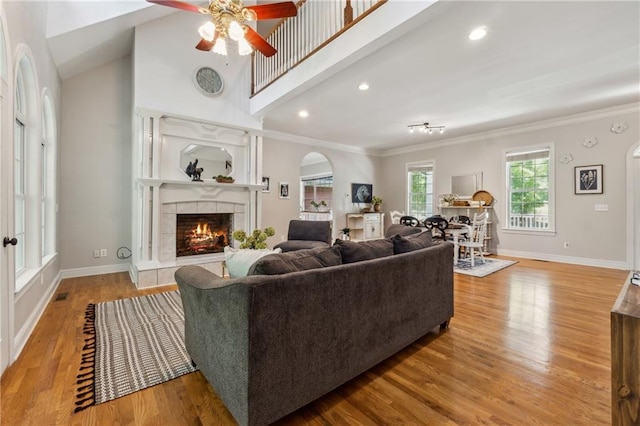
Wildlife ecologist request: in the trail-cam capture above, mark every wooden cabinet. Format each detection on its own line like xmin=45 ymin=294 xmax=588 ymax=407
xmin=346 ymin=213 xmax=384 ymax=241
xmin=439 ymin=206 xmax=493 ymax=254
xmin=611 ymin=273 xmax=640 ymax=425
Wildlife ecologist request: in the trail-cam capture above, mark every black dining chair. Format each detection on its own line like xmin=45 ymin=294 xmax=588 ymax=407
xmin=399 ymin=216 xmax=421 ymax=227
xmin=424 ymin=215 xmax=449 ymax=241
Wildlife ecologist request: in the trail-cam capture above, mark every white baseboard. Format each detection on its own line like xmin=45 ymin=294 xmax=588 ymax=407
xmin=497 ymin=249 xmax=629 ymax=270
xmin=60 ymin=263 xmax=130 ymax=279
xmin=13 ymin=271 xmax=62 ymax=362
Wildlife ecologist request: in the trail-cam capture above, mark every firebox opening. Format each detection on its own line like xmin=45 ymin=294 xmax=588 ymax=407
xmin=176 ymin=213 xmax=232 ymax=257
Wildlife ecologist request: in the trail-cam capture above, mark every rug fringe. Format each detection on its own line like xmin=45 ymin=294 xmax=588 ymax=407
xmin=74 ymin=303 xmax=96 ymax=413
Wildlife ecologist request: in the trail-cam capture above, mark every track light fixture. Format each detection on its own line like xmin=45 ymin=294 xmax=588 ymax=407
xmin=407 ymin=122 xmax=445 ymax=134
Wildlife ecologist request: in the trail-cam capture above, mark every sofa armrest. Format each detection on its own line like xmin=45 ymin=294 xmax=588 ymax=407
xmin=174 ymin=266 xmax=252 ymax=425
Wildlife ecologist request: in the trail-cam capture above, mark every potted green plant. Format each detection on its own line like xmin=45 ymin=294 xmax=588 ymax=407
xmin=371 ymin=195 xmax=383 ymax=212
xmin=232 ymin=227 xmax=275 ymax=249
xmin=340 ymin=227 xmax=351 ymax=240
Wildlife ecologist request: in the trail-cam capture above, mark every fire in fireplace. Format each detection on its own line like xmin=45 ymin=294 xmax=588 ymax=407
xmin=176 ymin=213 xmax=232 ymax=257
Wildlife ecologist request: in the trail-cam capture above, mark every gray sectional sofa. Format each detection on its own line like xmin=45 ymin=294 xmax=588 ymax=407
xmin=175 ymin=235 xmax=454 ymax=426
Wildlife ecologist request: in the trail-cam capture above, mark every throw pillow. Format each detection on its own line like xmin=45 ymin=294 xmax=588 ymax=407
xmin=224 ymin=246 xmax=282 ymax=278
xmin=393 ymin=231 xmax=433 ymax=254
xmin=333 ymin=238 xmax=394 ymax=264
xmin=247 ymin=245 xmax=342 ymax=275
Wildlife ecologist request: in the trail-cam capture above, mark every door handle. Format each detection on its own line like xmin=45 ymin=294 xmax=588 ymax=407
xmin=3 ymin=237 xmax=17 ymax=247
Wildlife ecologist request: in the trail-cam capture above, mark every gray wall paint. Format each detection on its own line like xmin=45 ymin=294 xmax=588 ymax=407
xmin=380 ymin=107 xmax=639 ymax=264
xmin=262 ymin=139 xmax=380 ymax=243
xmin=59 ymin=55 xmax=132 ymax=270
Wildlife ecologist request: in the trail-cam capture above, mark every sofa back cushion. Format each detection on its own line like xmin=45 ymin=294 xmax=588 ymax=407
xmin=392 ymin=231 xmax=433 ymax=254
xmin=248 ymin=245 xmax=342 ymax=275
xmin=384 ymin=223 xmax=423 ymax=238
xmin=334 ymin=238 xmax=394 ymax=264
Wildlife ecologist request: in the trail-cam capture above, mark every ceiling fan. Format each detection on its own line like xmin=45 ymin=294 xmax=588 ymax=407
xmin=147 ymin=0 xmax=297 ymax=57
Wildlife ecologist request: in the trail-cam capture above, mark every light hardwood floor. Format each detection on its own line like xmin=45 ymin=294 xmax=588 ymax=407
xmin=0 ymin=258 xmax=628 ymax=425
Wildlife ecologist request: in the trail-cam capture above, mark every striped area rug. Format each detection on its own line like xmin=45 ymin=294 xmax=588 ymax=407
xmin=75 ymin=291 xmax=197 ymax=412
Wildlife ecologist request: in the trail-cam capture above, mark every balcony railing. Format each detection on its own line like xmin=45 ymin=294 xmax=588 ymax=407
xmin=251 ymin=0 xmax=387 ymax=96
xmin=509 ymin=215 xmax=550 ymax=230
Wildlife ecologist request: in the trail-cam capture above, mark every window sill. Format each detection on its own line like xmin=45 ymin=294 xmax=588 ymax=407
xmin=14 ymin=253 xmax=58 ymax=297
xmin=501 ymin=228 xmax=556 ymax=237
xmin=15 ymin=268 xmax=39 ymax=295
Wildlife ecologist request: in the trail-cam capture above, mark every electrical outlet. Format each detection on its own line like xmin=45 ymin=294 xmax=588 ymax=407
xmin=100 ymin=249 xmax=107 ymax=257
xmin=595 ymin=204 xmax=608 ymax=212
xmin=93 ymin=250 xmax=100 ymax=258
xmin=563 ymin=242 xmax=570 ymax=249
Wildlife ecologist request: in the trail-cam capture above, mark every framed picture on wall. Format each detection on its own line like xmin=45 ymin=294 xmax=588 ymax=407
xmin=575 ymin=164 xmax=603 ymax=194
xmin=279 ymin=182 xmax=290 ymax=199
xmin=351 ymin=183 xmax=373 ymax=203
xmin=261 ymin=176 xmax=270 ymax=193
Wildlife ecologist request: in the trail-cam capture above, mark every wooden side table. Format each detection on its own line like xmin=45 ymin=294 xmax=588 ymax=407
xmin=611 ymin=272 xmax=640 ymax=425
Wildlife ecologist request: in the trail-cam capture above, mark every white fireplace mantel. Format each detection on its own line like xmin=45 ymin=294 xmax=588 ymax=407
xmin=131 ymin=111 xmax=263 ymax=288
xmin=137 ymin=178 xmax=263 ymax=191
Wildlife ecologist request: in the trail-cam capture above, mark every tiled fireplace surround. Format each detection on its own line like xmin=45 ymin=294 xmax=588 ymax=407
xmin=136 ymin=200 xmax=245 ymax=288
xmin=132 ymin=112 xmax=261 ymax=288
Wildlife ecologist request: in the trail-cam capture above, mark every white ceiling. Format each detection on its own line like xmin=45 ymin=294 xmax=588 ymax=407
xmin=45 ymin=1 xmax=640 ymax=152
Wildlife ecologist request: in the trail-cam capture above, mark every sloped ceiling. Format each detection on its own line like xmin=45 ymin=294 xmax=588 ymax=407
xmin=45 ymin=0 xmax=640 ymax=152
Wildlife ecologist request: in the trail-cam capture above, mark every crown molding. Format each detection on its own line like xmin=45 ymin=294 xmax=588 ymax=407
xmin=381 ymin=102 xmax=640 ymax=157
xmin=262 ymin=129 xmax=383 ymax=156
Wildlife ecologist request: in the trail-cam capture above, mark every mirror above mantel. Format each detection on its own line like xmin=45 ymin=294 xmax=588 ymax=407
xmin=451 ymin=171 xmax=483 ymax=199
xmin=180 ymin=144 xmax=233 ymax=180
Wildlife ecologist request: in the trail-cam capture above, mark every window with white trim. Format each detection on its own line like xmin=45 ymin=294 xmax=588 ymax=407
xmin=505 ymin=147 xmax=554 ymax=231
xmin=407 ymin=163 xmax=434 ymax=220
xmin=14 ymin=70 xmax=26 ymax=273
xmin=301 ymin=175 xmax=333 ymax=211
xmin=41 ymin=94 xmax=56 ymax=259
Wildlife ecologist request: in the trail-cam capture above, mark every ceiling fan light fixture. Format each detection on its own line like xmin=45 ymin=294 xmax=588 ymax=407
xmin=238 ymin=37 xmax=253 ymax=55
xmin=228 ymin=20 xmax=245 ymax=41
xmin=198 ymin=21 xmax=216 ymax=41
xmin=212 ymin=37 xmax=227 ymax=55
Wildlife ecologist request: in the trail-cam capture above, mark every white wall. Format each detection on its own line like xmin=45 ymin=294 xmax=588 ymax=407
xmin=262 ymin=138 xmax=380 ymax=243
xmin=133 ymin=12 xmax=261 ymax=131
xmin=380 ymin=104 xmax=639 ymax=268
xmin=59 ymin=55 xmax=132 ymax=272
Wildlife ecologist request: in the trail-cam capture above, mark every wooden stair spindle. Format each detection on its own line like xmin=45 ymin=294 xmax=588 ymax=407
xmin=344 ymin=0 xmax=353 ymax=26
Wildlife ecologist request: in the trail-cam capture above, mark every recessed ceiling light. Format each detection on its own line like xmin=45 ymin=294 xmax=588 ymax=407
xmin=298 ymin=110 xmax=309 ymax=118
xmin=468 ymin=26 xmax=487 ymax=41
xmin=358 ymin=82 xmax=369 ymax=91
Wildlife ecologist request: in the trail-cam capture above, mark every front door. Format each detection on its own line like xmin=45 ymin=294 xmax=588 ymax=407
xmin=0 ymin=90 xmax=10 ymax=375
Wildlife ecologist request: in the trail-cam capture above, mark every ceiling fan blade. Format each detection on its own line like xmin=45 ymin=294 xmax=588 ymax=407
xmin=195 ymin=31 xmax=219 ymax=51
xmin=244 ymin=2 xmax=297 ymax=20
xmin=244 ymin=26 xmax=277 ymax=57
xmin=146 ymin=0 xmax=206 ymax=14
xmin=195 ymin=38 xmax=214 ymax=51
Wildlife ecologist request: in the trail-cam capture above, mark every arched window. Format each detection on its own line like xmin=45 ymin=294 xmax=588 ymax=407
xmin=14 ymin=62 xmax=26 ymax=274
xmin=14 ymin=51 xmax=40 ymax=291
xmin=0 ymin=20 xmax=6 ymax=81
xmin=41 ymin=92 xmax=56 ymax=259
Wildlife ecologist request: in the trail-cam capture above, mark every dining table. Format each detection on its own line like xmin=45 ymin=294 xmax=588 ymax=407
xmin=445 ymin=223 xmax=471 ymax=265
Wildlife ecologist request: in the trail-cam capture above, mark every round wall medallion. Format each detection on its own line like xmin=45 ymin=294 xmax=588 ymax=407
xmin=193 ymin=66 xmax=224 ymax=97
xmin=558 ymin=154 xmax=573 ymax=164
xmin=581 ymin=137 xmax=598 ymax=148
xmin=610 ymin=122 xmax=628 ymax=134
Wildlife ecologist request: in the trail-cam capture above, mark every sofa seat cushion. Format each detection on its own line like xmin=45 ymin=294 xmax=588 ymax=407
xmin=333 ymin=238 xmax=394 ymax=264
xmin=248 ymin=245 xmax=342 ymax=275
xmin=393 ymin=231 xmax=433 ymax=254
xmin=273 ymin=240 xmax=330 ymax=253
xmin=224 ymin=246 xmax=282 ymax=278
